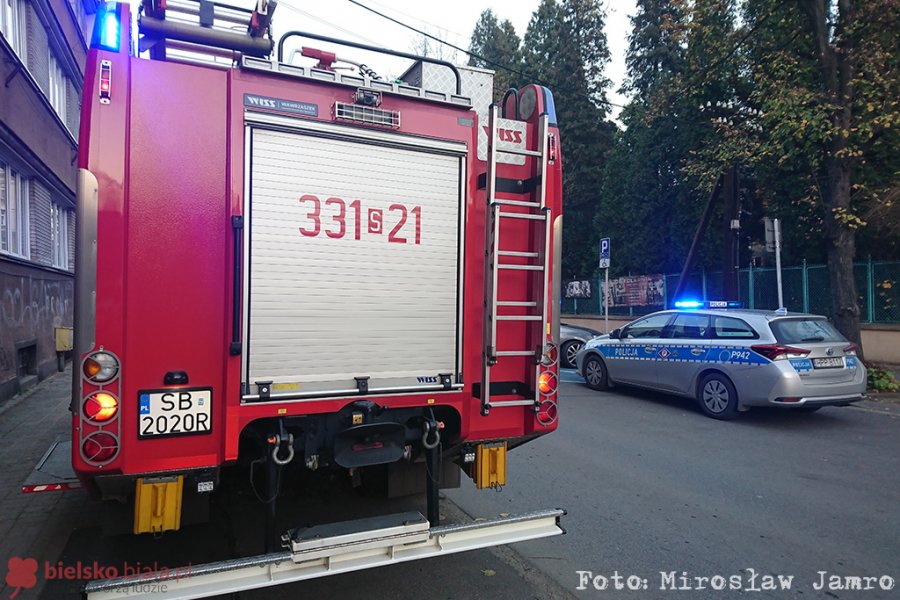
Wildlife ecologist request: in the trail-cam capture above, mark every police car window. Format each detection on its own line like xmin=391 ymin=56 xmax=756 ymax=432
xmin=712 ymin=316 xmax=757 ymax=339
xmin=623 ymin=314 xmax=671 ymax=338
xmin=670 ymin=314 xmax=710 ymax=339
xmin=770 ymin=319 xmax=846 ymax=344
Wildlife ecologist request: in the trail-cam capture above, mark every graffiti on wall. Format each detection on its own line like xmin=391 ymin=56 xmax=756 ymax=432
xmin=1 ymin=279 xmax=72 ymax=329
xmin=0 ymin=272 xmax=74 ymax=382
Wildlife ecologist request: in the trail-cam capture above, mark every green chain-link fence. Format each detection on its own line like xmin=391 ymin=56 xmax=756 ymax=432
xmin=562 ymin=259 xmax=900 ymax=323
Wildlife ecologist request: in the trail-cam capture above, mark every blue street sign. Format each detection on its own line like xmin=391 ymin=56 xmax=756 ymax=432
xmin=599 ymin=238 xmax=611 ymax=268
xmin=599 ymin=238 xmax=611 ymax=259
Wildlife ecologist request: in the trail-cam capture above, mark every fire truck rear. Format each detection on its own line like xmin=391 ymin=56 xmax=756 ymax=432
xmin=71 ymin=1 xmax=564 ymax=596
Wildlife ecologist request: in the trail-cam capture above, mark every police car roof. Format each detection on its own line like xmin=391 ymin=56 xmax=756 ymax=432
xmin=659 ymin=308 xmax=828 ymax=321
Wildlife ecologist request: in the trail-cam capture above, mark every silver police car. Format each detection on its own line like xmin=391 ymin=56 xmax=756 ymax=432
xmin=574 ymin=307 xmax=866 ymax=419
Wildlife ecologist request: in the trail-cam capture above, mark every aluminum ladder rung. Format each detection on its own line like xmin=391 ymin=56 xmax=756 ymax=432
xmin=498 ymin=251 xmax=540 ymax=258
xmin=496 ymin=315 xmax=542 ymax=321
xmin=498 ymin=264 xmax=544 ymax=271
xmin=482 ymin=106 xmax=553 ymax=415
xmin=487 ymin=399 xmax=537 ymax=407
xmin=497 ymin=213 xmax=546 ymax=221
xmin=493 ymin=199 xmax=542 ymax=208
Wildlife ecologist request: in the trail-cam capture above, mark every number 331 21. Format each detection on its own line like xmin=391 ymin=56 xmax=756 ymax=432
xmin=298 ymin=195 xmax=421 ymax=245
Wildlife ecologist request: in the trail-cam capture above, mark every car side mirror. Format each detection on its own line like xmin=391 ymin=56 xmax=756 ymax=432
xmin=609 ymin=328 xmax=621 ymax=339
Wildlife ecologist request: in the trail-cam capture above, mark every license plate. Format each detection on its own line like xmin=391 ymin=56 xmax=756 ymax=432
xmin=812 ymin=357 xmax=844 ymax=369
xmin=139 ymin=389 xmax=212 ymax=438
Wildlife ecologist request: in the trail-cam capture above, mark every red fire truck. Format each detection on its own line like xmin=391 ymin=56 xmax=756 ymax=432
xmin=65 ymin=0 xmax=564 ymax=595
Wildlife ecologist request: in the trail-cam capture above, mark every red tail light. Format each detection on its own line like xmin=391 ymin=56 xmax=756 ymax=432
xmin=82 ymin=432 xmax=119 ymax=463
xmin=538 ymin=371 xmax=558 ymax=395
xmin=750 ymin=344 xmax=810 ymax=360
xmin=536 ymin=399 xmax=558 ymax=425
xmin=83 ymin=392 xmax=118 ymax=422
xmin=842 ymin=343 xmax=858 ymax=356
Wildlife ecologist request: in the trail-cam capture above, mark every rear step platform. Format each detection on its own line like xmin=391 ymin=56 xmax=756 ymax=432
xmin=84 ymin=508 xmax=565 ymax=599
xmin=21 ymin=436 xmax=81 ymax=493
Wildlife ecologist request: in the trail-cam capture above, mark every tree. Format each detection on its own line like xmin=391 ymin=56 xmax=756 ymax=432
xmin=719 ymin=0 xmax=899 ymax=354
xmin=467 ymin=10 xmax=522 ymax=100
xmin=410 ymin=29 xmax=458 ymax=63
xmin=520 ymin=0 xmax=616 ymax=279
xmin=624 ymin=0 xmax=687 ymax=96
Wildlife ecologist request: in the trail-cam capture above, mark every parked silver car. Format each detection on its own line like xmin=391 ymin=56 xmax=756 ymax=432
xmin=575 ymin=308 xmax=866 ymax=419
xmin=560 ymin=323 xmax=603 ymax=369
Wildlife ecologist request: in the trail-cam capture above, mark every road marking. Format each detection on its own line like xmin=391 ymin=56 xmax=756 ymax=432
xmin=559 ymin=369 xmax=584 ymax=383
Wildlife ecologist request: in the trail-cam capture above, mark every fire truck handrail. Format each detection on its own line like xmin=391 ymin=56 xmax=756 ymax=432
xmin=277 ymin=30 xmax=462 ymax=95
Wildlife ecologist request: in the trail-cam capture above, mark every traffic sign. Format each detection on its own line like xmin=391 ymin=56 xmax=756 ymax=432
xmin=599 ymin=238 xmax=610 ymax=269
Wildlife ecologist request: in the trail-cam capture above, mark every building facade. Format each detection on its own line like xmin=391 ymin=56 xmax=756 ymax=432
xmin=1 ymin=0 xmax=95 ymax=402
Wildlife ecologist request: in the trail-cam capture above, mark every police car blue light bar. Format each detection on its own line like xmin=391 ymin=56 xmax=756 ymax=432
xmin=673 ymin=300 xmax=743 ymax=309
xmin=674 ymin=300 xmax=704 ymax=309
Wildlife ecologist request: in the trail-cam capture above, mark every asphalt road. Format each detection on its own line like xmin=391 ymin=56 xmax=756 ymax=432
xmin=447 ymin=378 xmax=900 ymax=599
xmin=4 ymin=369 xmax=899 ymax=599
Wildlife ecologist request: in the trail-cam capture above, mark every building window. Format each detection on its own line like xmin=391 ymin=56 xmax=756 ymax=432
xmin=1 ymin=163 xmax=30 ymax=258
xmin=49 ymin=53 xmax=68 ymax=123
xmin=0 ymin=0 xmax=26 ymax=59
xmin=67 ymin=0 xmax=89 ymax=45
xmin=50 ymin=202 xmax=70 ymax=268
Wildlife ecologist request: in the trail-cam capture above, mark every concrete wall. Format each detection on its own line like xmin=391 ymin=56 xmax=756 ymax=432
xmin=0 ymin=0 xmax=86 ymax=403
xmin=562 ymin=315 xmax=900 ymax=365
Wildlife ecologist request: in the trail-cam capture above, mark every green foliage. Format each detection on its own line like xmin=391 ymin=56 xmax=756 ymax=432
xmin=468 ymin=10 xmax=522 ymax=100
xmin=596 ymin=0 xmax=898 ymax=352
xmin=867 ymin=367 xmax=900 ymax=393
xmin=520 ymin=0 xmax=616 ymax=279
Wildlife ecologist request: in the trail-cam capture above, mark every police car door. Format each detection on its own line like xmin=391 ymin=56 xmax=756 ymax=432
xmin=656 ymin=312 xmax=712 ymax=394
xmin=613 ymin=313 xmax=674 ymax=387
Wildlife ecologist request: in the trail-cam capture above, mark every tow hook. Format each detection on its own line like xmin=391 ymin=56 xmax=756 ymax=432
xmin=267 ymin=433 xmax=295 ymax=466
xmin=422 ymin=419 xmax=443 ymax=450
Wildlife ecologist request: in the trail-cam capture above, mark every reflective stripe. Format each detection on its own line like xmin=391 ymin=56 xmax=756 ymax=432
xmin=594 ymin=344 xmax=770 ymax=366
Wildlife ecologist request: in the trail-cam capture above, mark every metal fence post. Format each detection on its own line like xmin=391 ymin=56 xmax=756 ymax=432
xmin=662 ymin=275 xmax=668 ymax=309
xmin=748 ymin=261 xmax=754 ymax=309
xmin=802 ymin=259 xmax=809 ymax=313
xmin=867 ymin=255 xmax=875 ymax=323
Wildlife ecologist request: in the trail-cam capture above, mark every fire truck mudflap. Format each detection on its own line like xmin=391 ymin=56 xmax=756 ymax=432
xmin=84 ymin=509 xmax=566 ymax=600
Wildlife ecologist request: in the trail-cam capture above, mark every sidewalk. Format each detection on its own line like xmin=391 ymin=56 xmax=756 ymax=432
xmin=0 ymin=366 xmax=104 ymax=599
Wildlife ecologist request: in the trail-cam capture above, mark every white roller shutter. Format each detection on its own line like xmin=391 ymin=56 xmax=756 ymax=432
xmin=244 ymin=123 xmax=465 ymax=400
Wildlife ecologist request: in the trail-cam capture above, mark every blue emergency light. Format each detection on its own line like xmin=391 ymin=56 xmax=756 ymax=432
xmin=92 ymin=2 xmax=121 ymax=52
xmin=674 ymin=300 xmax=704 ymax=309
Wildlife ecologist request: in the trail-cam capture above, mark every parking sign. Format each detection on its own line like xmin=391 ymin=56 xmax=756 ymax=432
xmin=599 ymin=238 xmax=610 ymax=269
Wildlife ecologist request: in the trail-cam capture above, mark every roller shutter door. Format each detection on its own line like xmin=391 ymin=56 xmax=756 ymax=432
xmin=244 ymin=125 xmax=464 ymax=400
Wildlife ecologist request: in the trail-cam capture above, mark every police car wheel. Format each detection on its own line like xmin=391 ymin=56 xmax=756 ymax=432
xmin=583 ymin=355 xmax=608 ymax=390
xmin=562 ymin=341 xmax=583 ymax=369
xmin=698 ymin=373 xmax=739 ymax=420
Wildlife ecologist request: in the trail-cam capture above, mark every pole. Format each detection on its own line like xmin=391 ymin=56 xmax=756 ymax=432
xmin=866 ymin=255 xmax=875 ymax=323
xmin=802 ymin=259 xmax=809 ymax=312
xmin=604 ymin=268 xmax=609 ymax=333
xmin=722 ymin=165 xmax=739 ymax=299
xmin=673 ymin=174 xmax=724 ymax=301
xmin=774 ymin=218 xmax=784 ymax=309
